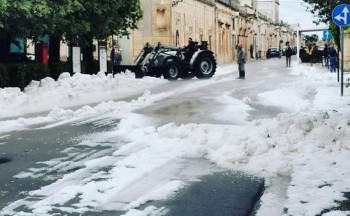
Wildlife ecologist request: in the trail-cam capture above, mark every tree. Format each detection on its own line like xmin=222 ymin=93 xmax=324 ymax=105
xmin=66 ymin=0 xmax=143 ymax=62
xmin=0 ymin=0 xmax=51 ymax=61
xmin=0 ymin=0 xmax=8 ymax=28
xmin=44 ymin=0 xmax=85 ymax=63
xmin=304 ymin=34 xmax=319 ymax=44
xmin=301 ymin=0 xmax=350 ymax=49
xmin=0 ymin=0 xmax=143 ymax=64
xmin=31 ymin=0 xmax=143 ymax=63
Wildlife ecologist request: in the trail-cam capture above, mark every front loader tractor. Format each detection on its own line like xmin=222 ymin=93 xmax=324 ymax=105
xmin=113 ymin=41 xmax=217 ymax=80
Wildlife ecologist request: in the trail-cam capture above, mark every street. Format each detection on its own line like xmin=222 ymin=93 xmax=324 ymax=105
xmin=2 ymin=56 xmax=345 ymax=216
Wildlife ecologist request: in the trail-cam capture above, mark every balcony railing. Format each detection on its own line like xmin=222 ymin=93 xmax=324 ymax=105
xmin=217 ymin=0 xmax=240 ymax=9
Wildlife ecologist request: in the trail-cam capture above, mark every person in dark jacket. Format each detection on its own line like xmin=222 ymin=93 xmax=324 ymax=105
xmin=328 ymin=45 xmax=337 ymax=73
xmin=110 ymin=45 xmax=122 ymax=66
xmin=285 ymin=43 xmax=293 ymax=67
xmin=250 ymin=44 xmax=254 ymax=58
xmin=236 ymin=44 xmax=246 ymax=79
xmin=183 ymin=37 xmax=197 ymax=61
xmin=323 ymin=44 xmax=329 ymax=68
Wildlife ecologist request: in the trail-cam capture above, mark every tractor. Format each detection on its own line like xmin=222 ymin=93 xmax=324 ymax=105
xmin=113 ymin=41 xmax=217 ymax=80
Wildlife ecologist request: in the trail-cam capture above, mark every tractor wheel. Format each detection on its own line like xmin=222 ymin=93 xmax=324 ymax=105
xmin=193 ymin=53 xmax=216 ymax=79
xmin=163 ymin=60 xmax=180 ymax=80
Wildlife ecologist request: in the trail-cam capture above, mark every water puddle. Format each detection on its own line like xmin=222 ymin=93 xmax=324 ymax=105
xmin=248 ymin=103 xmax=285 ymax=120
xmin=144 ymin=171 xmax=265 ymax=216
xmin=137 ymin=98 xmax=210 ymax=125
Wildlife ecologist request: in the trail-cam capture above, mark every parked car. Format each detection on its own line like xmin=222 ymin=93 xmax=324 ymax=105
xmin=266 ymin=47 xmax=280 ymax=58
xmin=281 ymin=46 xmax=287 ymax=56
xmin=282 ymin=46 xmax=297 ymax=56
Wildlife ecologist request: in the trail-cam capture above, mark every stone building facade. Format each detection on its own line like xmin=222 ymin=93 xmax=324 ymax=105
xmin=256 ymin=0 xmax=279 ymax=23
xmin=115 ymin=0 xmax=296 ymax=65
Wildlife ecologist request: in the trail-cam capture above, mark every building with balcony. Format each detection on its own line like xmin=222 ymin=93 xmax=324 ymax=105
xmin=256 ymin=0 xmax=279 ymax=23
xmin=111 ymin=0 xmax=295 ymax=64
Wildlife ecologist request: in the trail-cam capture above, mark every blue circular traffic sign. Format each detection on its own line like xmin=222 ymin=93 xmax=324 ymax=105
xmin=332 ymin=4 xmax=350 ymax=27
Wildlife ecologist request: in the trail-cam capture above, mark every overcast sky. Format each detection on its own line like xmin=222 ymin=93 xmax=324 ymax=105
xmin=279 ymin=0 xmax=328 ymax=35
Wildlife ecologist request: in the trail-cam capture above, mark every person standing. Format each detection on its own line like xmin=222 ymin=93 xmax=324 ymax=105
xmin=110 ymin=45 xmax=116 ymax=73
xmin=114 ymin=46 xmax=122 ymax=66
xmin=328 ymin=45 xmax=337 ymax=73
xmin=237 ymin=44 xmax=246 ymax=79
xmin=250 ymin=44 xmax=254 ymax=59
xmin=285 ymin=43 xmax=293 ymax=67
xmin=110 ymin=45 xmax=122 ymax=66
xmin=323 ymin=44 xmax=329 ymax=68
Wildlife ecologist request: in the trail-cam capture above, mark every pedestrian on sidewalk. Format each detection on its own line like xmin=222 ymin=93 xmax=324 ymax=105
xmin=285 ymin=42 xmax=293 ymax=67
xmin=323 ymin=44 xmax=329 ymax=68
xmin=110 ymin=45 xmax=123 ymax=67
xmin=236 ymin=44 xmax=246 ymax=79
xmin=250 ymin=44 xmax=254 ymax=59
xmin=328 ymin=45 xmax=337 ymax=73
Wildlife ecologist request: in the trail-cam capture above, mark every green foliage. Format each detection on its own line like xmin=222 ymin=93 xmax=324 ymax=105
xmin=329 ymin=23 xmax=340 ymax=49
xmin=81 ymin=61 xmax=99 ymax=75
xmin=0 ymin=0 xmax=8 ymax=28
xmin=23 ymin=63 xmax=50 ymax=83
xmin=5 ymin=63 xmax=50 ymax=90
xmin=1 ymin=0 xmax=143 ymax=68
xmin=48 ymin=62 xmax=72 ymax=80
xmin=0 ymin=64 xmax=9 ymax=88
xmin=0 ymin=61 xmax=113 ymax=90
xmin=6 ymin=64 xmax=27 ymax=89
xmin=1 ymin=0 xmax=143 ymax=43
xmin=64 ymin=0 xmax=143 ymax=44
xmin=304 ymin=34 xmax=319 ymax=44
xmin=301 ymin=0 xmax=350 ymax=48
xmin=302 ymin=0 xmax=350 ymax=24
xmin=2 ymin=0 xmax=51 ymax=38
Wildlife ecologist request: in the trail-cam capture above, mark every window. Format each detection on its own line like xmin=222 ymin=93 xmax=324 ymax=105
xmin=156 ymin=9 xmax=166 ymax=30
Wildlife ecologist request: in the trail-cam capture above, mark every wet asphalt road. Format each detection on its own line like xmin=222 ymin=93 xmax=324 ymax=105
xmin=0 ymin=57 xmax=296 ymax=215
xmin=0 ymin=122 xmax=115 ymax=211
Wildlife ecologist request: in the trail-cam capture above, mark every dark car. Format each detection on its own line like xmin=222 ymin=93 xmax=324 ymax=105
xmin=266 ymin=48 xmax=280 ymax=58
xmin=282 ymin=46 xmax=297 ymax=56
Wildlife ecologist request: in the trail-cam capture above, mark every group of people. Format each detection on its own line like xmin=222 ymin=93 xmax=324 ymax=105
xmin=236 ymin=41 xmax=297 ymax=79
xmin=323 ymin=44 xmax=338 ymax=73
xmin=112 ymin=38 xmax=325 ymax=80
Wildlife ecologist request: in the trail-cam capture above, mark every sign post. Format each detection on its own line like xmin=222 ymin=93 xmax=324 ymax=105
xmin=341 ymin=28 xmax=344 ymax=96
xmin=332 ymin=4 xmax=350 ymax=96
